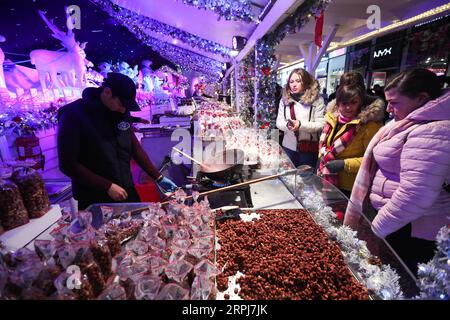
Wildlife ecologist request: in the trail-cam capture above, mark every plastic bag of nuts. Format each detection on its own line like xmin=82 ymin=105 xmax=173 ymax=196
xmin=11 ymin=168 xmax=50 ymax=219
xmin=54 ymin=271 xmax=94 ymax=300
xmin=73 ymin=243 xmax=107 ymax=297
xmin=90 ymin=238 xmax=113 ymax=279
xmin=0 ymin=179 xmax=29 ymax=230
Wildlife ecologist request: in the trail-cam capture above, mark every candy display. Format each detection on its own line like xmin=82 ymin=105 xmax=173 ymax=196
xmin=194 ymin=100 xmax=245 ymax=138
xmin=11 ymin=168 xmax=50 ymax=219
xmin=0 ymin=179 xmax=29 ymax=230
xmin=216 ymin=209 xmax=370 ymax=300
xmin=225 ymin=128 xmax=294 ymax=169
xmin=0 ymin=193 xmax=218 ymax=300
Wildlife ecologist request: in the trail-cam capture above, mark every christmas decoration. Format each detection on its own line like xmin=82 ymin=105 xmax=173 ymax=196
xmin=416 ymin=226 xmax=450 ymax=300
xmin=91 ymin=0 xmax=226 ymax=81
xmin=156 ymin=65 xmax=189 ymax=91
xmin=230 ymin=69 xmax=236 ymax=109
xmin=92 ymin=0 xmax=232 ymax=59
xmin=237 ymin=48 xmax=255 ymax=126
xmin=178 ymin=0 xmax=257 ymax=23
xmin=0 ymin=102 xmax=61 ymax=138
xmin=30 ymin=10 xmax=90 ymax=90
xmin=255 ymin=40 xmax=277 ymax=128
xmin=315 ymin=10 xmax=325 ymax=47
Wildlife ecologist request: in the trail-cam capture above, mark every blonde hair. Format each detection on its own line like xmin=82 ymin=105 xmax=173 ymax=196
xmin=284 ymin=68 xmax=314 ymax=101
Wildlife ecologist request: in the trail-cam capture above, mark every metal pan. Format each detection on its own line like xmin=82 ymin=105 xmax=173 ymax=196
xmin=200 ymin=149 xmax=245 ymax=181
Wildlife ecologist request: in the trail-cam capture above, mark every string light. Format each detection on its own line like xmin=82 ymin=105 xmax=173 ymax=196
xmin=91 ymin=0 xmax=232 ymax=59
xmin=91 ymin=0 xmax=224 ymax=82
xmin=178 ymin=0 xmax=258 ymax=23
xmin=278 ymin=4 xmax=449 ymax=71
xmin=327 ymin=3 xmax=450 ymax=51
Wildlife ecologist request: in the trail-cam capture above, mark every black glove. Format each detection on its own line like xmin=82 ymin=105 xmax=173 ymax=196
xmin=325 ymin=160 xmax=345 ymax=173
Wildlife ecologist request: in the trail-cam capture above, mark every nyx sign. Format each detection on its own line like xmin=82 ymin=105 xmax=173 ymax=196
xmin=374 ymin=47 xmax=392 ymax=58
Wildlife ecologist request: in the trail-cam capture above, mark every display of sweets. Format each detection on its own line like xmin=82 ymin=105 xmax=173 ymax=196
xmin=0 ymin=192 xmax=218 ymax=300
xmin=216 ymin=209 xmax=370 ymax=300
xmin=225 ymin=128 xmax=294 ymax=169
xmin=0 ymin=179 xmax=29 ymax=230
xmin=11 ymin=168 xmax=50 ymax=219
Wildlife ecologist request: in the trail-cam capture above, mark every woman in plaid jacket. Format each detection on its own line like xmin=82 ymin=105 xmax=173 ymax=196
xmin=317 ymin=84 xmax=385 ymax=197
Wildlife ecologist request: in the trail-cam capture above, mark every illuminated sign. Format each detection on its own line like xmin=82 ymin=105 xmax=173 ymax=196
xmin=374 ymin=47 xmax=393 ymax=58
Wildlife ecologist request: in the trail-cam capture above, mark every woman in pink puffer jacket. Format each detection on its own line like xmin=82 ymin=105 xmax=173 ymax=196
xmin=346 ymin=69 xmax=450 ymax=273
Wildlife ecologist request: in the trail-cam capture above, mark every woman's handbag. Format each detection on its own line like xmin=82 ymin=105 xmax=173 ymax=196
xmin=288 ymin=103 xmax=319 ymax=153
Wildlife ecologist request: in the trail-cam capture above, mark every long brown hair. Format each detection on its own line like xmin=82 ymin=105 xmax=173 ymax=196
xmin=284 ymin=68 xmax=315 ymax=100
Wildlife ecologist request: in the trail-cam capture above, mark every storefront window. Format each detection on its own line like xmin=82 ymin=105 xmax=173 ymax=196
xmin=326 ymin=54 xmax=346 ymax=95
xmin=347 ymin=45 xmax=370 ymax=80
xmin=315 ymin=59 xmax=328 ymax=93
xmin=406 ymin=16 xmax=450 ymax=75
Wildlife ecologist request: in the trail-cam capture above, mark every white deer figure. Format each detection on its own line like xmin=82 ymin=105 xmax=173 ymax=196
xmin=30 ymin=10 xmax=89 ymax=89
xmin=0 ymin=34 xmax=6 ymax=89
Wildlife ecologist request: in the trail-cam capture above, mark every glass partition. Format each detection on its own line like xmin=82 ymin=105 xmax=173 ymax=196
xmin=278 ymin=168 xmax=420 ymax=299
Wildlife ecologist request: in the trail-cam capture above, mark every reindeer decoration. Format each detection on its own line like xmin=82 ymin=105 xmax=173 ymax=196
xmin=30 ymin=10 xmax=89 ymax=89
xmin=0 ymin=34 xmax=6 ymax=89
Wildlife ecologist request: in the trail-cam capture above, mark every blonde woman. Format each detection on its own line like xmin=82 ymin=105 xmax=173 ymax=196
xmin=276 ymin=68 xmax=325 ymax=168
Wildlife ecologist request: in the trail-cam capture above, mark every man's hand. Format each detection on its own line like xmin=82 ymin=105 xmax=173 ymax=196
xmin=107 ymin=183 xmax=128 ymax=201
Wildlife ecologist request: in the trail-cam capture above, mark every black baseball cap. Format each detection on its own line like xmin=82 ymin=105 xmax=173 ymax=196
xmin=102 ymin=72 xmax=141 ymax=111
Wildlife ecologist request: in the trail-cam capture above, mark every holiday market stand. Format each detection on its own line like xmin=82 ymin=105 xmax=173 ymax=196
xmin=0 ymin=165 xmax=424 ymax=300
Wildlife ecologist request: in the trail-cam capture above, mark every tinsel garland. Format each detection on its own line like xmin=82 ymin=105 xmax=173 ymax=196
xmin=91 ymin=0 xmax=223 ymax=81
xmin=254 ymin=0 xmax=333 ymax=128
xmin=255 ymin=40 xmax=277 ymax=129
xmin=280 ymin=174 xmax=404 ymax=300
xmin=91 ymin=0 xmax=232 ymax=58
xmin=416 ymin=226 xmax=450 ymax=300
xmin=178 ymin=0 xmax=257 ymax=23
xmin=0 ymin=103 xmax=61 ymax=137
xmin=237 ymin=48 xmax=255 ymax=126
xmin=230 ymin=69 xmax=236 ymax=109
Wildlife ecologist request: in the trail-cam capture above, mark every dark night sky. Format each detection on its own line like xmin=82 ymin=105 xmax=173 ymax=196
xmin=0 ymin=0 xmax=176 ymax=70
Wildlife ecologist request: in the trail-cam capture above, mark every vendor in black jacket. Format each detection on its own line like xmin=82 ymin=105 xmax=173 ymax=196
xmin=57 ymin=73 xmax=177 ymax=210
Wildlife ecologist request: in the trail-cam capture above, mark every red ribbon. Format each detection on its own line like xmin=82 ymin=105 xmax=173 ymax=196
xmin=314 ymin=10 xmax=324 ymax=48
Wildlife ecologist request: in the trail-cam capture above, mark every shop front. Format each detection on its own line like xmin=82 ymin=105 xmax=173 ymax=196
xmin=326 ymin=48 xmax=347 ymax=95
xmin=405 ymin=15 xmax=450 ymax=76
xmin=346 ymin=41 xmax=371 ymax=84
xmin=369 ymin=36 xmax=404 ymax=87
xmin=315 ymin=58 xmax=328 ymax=94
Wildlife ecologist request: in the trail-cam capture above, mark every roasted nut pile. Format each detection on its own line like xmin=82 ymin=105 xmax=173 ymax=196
xmin=216 ymin=209 xmax=369 ymax=300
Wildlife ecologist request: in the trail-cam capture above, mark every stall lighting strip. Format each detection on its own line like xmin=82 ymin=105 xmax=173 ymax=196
xmin=327 ymin=3 xmax=450 ymax=51
xmin=278 ymin=3 xmax=450 ymax=71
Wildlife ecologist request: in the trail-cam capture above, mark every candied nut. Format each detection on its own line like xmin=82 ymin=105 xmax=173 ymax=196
xmin=216 ymin=209 xmax=369 ymax=300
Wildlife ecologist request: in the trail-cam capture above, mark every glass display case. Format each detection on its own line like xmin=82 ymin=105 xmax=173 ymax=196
xmin=1 ymin=161 xmax=423 ymax=300
xmin=277 ymin=168 xmax=420 ymax=299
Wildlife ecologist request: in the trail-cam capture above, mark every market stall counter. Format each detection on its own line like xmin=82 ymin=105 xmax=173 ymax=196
xmin=0 ymin=166 xmax=420 ymax=300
